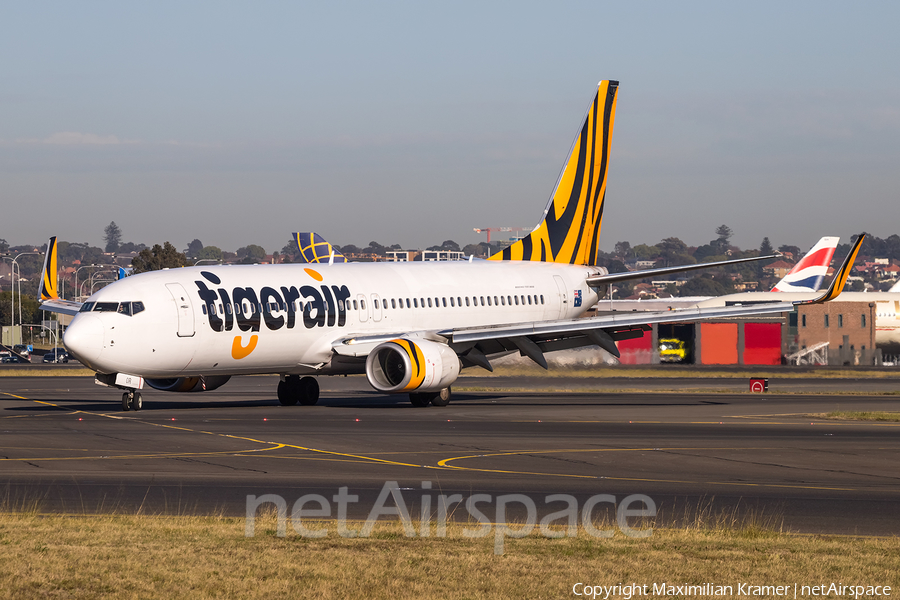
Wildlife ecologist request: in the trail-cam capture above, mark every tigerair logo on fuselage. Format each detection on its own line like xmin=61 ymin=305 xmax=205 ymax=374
xmin=194 ymin=270 xmax=351 ymax=360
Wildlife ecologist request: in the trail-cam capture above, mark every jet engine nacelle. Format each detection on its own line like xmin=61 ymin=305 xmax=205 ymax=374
xmin=365 ymin=339 xmax=460 ymax=393
xmin=145 ymin=375 xmax=232 ymax=393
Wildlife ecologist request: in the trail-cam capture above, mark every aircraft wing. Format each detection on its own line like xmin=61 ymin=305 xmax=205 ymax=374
xmin=39 ymin=298 xmax=83 ymax=317
xmin=333 ymin=233 xmax=865 ymax=370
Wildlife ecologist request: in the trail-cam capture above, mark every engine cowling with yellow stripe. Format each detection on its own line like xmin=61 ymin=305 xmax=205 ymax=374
xmin=365 ymin=339 xmax=460 ymax=393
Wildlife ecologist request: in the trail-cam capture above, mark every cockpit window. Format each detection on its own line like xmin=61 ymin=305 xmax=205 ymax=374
xmin=85 ymin=301 xmax=146 ymax=316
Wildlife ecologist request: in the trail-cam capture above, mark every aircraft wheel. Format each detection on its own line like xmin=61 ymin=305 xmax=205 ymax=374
xmin=277 ymin=379 xmax=298 ymax=406
xmin=130 ymin=392 xmax=143 ymax=411
xmin=409 ymin=393 xmax=431 ymax=407
xmin=298 ymin=377 xmax=319 ymax=406
xmin=122 ymin=392 xmax=131 ymax=412
xmin=430 ymin=387 xmax=451 ymax=407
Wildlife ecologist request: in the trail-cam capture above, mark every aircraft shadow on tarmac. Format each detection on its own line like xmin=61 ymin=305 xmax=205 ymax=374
xmin=5 ymin=391 xmax=728 ymax=412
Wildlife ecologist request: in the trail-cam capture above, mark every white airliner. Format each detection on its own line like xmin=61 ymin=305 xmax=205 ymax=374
xmin=38 ymin=81 xmax=865 ymax=411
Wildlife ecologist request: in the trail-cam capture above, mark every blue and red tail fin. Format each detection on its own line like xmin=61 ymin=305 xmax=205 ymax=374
xmin=490 ymin=80 xmax=618 ymax=266
xmin=771 ymin=236 xmax=839 ymax=292
xmin=293 ymin=233 xmax=347 ymax=264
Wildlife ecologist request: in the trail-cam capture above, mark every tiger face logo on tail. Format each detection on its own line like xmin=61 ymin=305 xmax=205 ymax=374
xmin=490 ymin=80 xmax=619 ymax=266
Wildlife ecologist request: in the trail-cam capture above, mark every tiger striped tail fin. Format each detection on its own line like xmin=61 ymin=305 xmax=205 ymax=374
xmin=490 ymin=80 xmax=618 ymax=265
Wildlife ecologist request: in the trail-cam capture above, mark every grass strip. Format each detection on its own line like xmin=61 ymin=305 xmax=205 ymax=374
xmin=0 ymin=512 xmax=897 ymax=599
xmin=809 ymin=411 xmax=900 ymax=422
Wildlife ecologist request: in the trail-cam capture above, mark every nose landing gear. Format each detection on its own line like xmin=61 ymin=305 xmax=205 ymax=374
xmin=121 ymin=391 xmax=143 ymax=411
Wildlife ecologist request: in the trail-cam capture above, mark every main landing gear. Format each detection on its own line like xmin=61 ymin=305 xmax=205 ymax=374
xmin=409 ymin=387 xmax=451 ymax=407
xmin=277 ymin=376 xmax=320 ymax=406
xmin=121 ymin=391 xmax=142 ymax=412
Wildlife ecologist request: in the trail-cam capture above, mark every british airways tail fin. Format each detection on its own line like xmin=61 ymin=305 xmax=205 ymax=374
xmin=771 ymin=236 xmax=839 ymax=292
xmin=293 ymin=233 xmax=347 ymax=264
xmin=490 ymin=80 xmax=618 ymax=265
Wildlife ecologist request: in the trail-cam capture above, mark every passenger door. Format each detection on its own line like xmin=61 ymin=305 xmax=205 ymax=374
xmin=165 ymin=283 xmax=195 ymax=337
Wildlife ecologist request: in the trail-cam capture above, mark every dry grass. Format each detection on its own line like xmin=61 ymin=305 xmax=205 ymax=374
xmin=810 ymin=411 xmax=900 ymax=422
xmin=0 ymin=368 xmax=95 ymax=377
xmin=0 ymin=510 xmax=897 ymax=599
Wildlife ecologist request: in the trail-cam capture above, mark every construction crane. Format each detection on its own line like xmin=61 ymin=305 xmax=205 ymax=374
xmin=473 ymin=227 xmax=528 ymax=244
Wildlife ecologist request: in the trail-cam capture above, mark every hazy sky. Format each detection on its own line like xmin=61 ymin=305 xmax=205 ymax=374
xmin=2 ymin=2 xmax=898 ymax=254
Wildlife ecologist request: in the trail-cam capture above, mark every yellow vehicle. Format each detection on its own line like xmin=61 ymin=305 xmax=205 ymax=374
xmin=658 ymin=338 xmax=687 ymax=363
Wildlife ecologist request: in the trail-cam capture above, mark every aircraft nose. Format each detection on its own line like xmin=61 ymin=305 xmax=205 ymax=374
xmin=63 ymin=314 xmax=104 ymax=367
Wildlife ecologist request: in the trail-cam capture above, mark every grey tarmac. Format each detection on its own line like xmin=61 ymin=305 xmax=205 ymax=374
xmin=1 ymin=374 xmax=898 ymax=535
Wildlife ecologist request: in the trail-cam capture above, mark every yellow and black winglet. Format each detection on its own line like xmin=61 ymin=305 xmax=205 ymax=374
xmin=40 ymin=236 xmax=59 ymax=301
xmin=490 ymin=80 xmax=618 ymax=265
xmin=796 ymin=232 xmax=865 ymax=305
xmin=37 ymin=236 xmax=83 ymax=316
xmin=294 ymin=232 xmax=347 ymax=264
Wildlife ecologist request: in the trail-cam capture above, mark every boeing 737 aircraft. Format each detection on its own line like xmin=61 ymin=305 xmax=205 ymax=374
xmin=38 ymin=81 xmax=865 ymax=410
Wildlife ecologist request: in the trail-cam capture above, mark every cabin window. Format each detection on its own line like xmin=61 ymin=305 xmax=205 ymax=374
xmin=225 ymin=303 xmax=232 ymax=314
xmin=514 ymin=296 xmax=519 ymax=306
xmin=494 ymin=296 xmax=498 ymax=305
xmin=353 ymin=300 xmax=358 ymax=310
xmin=201 ymin=305 xmax=207 ymax=315
xmin=406 ymin=298 xmax=411 ymax=308
xmin=521 ymin=295 xmax=525 ymax=305
xmin=500 ymin=296 xmax=506 ymax=306
xmin=414 ymin=298 xmax=418 ymax=308
xmin=465 ymin=297 xmax=470 ymax=307
xmin=375 ymin=299 xmax=380 ymax=309
xmin=94 ymin=302 xmax=119 ymax=312
xmin=450 ymin=297 xmax=455 ymax=307
xmin=338 ymin=300 xmax=344 ymax=311
xmin=457 ymin=297 xmax=462 ymax=307
xmin=442 ymin=298 xmax=447 ymax=307
xmin=540 ymin=295 xmax=545 ymax=304
xmin=427 ymin=298 xmax=433 ymax=308
xmin=361 ymin=299 xmax=366 ymax=310
xmin=527 ymin=295 xmax=532 ymax=305
xmin=478 ymin=296 xmax=483 ymax=306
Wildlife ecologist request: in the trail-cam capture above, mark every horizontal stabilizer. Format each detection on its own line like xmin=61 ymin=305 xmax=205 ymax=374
xmin=585 ymin=253 xmax=782 ymax=287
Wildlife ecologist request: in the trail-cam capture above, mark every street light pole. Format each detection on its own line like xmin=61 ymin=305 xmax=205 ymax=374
xmin=74 ymin=264 xmax=100 ymax=302
xmin=14 ymin=252 xmax=40 ymax=336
